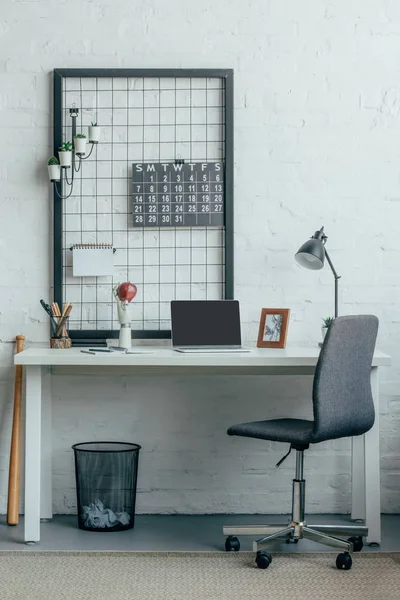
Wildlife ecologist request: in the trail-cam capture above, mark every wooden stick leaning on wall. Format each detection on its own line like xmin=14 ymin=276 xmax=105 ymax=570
xmin=7 ymin=335 xmax=25 ymax=526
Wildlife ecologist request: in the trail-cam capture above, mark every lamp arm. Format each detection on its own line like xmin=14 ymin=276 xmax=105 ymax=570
xmin=324 ymin=249 xmax=340 ymax=280
xmin=324 ymin=249 xmax=340 ymax=318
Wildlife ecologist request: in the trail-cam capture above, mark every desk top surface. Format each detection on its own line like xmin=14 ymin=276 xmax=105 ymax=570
xmin=14 ymin=346 xmax=391 ymax=367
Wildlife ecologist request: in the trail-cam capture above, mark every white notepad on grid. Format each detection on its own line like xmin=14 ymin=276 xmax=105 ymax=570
xmin=72 ymin=244 xmax=114 ymax=277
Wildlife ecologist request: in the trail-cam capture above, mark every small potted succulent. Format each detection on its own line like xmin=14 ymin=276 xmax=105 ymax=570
xmin=88 ymin=121 xmax=100 ymax=144
xmin=47 ymin=156 xmax=60 ymax=182
xmin=74 ymin=133 xmax=87 ymax=155
xmin=58 ymin=141 xmax=72 ymax=168
xmin=322 ymin=316 xmax=334 ymax=341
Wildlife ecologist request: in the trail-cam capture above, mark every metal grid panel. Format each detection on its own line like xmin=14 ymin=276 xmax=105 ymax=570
xmin=58 ymin=72 xmax=230 ymax=335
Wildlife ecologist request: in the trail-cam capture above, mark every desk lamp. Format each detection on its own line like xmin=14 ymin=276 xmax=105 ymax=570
xmin=295 ymin=226 xmax=341 ymax=318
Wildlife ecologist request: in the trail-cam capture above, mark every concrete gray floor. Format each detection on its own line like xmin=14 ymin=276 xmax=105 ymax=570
xmin=0 ymin=514 xmax=399 ymax=552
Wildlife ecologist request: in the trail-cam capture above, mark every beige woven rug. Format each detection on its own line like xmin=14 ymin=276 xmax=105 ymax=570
xmin=0 ymin=551 xmax=399 ymax=600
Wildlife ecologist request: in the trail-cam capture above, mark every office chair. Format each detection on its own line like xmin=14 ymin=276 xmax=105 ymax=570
xmin=223 ymin=315 xmax=378 ymax=571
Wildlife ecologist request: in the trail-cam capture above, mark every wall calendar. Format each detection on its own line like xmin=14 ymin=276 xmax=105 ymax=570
xmin=132 ymin=162 xmax=224 ymax=228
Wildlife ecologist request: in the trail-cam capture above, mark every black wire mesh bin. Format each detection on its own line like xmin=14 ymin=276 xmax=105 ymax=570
xmin=72 ymin=442 xmax=141 ymax=532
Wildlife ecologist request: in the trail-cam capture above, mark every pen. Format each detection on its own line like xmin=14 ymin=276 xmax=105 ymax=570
xmin=81 ymin=349 xmax=96 ymax=355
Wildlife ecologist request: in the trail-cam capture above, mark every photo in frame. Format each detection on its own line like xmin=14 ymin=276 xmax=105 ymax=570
xmin=257 ymin=309 xmax=290 ymax=348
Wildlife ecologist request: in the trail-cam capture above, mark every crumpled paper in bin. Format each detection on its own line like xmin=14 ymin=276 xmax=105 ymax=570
xmin=81 ymin=498 xmax=131 ymax=528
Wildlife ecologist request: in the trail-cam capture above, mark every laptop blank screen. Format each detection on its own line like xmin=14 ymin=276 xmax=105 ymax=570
xmin=171 ymin=300 xmax=241 ymax=347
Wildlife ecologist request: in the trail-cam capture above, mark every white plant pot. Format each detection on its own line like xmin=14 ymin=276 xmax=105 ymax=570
xmin=48 ymin=164 xmax=60 ymax=182
xmin=74 ymin=137 xmax=87 ymax=155
xmin=58 ymin=150 xmax=72 ymax=168
xmin=88 ymin=125 xmax=101 ymax=143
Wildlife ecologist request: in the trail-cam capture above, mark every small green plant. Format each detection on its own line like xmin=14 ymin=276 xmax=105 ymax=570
xmin=48 ymin=156 xmax=59 ymax=165
xmin=91 ymin=121 xmax=97 ymax=126
xmin=59 ymin=141 xmax=72 ymax=152
xmin=322 ymin=316 xmax=334 ymax=328
xmin=74 ymin=133 xmax=87 ymax=139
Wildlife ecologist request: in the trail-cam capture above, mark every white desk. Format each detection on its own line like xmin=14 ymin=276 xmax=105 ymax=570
xmin=15 ymin=346 xmax=391 ymax=544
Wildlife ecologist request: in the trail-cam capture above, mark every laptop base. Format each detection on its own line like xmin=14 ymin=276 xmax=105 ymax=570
xmin=174 ymin=347 xmax=251 ymax=354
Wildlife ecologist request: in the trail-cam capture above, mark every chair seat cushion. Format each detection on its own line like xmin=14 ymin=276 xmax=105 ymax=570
xmin=227 ymin=419 xmax=314 ymax=445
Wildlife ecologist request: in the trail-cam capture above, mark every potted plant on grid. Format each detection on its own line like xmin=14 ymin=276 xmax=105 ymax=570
xmin=88 ymin=121 xmax=101 ymax=143
xmin=321 ymin=316 xmax=334 ymax=342
xmin=47 ymin=156 xmax=60 ymax=182
xmin=58 ymin=141 xmax=72 ymax=168
xmin=74 ymin=133 xmax=87 ymax=155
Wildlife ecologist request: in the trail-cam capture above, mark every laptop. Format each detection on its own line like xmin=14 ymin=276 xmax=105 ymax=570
xmin=171 ymin=300 xmax=250 ymax=353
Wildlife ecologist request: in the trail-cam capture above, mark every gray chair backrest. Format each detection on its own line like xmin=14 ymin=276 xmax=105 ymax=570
xmin=312 ymin=315 xmax=378 ymax=443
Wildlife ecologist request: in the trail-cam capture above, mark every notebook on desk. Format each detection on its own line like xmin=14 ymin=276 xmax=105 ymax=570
xmin=171 ymin=300 xmax=250 ymax=353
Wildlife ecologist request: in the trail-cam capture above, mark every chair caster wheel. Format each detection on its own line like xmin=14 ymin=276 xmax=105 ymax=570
xmin=255 ymin=551 xmax=272 ymax=569
xmin=225 ymin=536 xmax=240 ymax=552
xmin=336 ymin=552 xmax=352 ymax=570
xmin=348 ymin=536 xmax=363 ymax=552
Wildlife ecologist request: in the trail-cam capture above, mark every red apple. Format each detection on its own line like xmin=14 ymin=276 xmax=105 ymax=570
xmin=118 ymin=282 xmax=137 ymax=302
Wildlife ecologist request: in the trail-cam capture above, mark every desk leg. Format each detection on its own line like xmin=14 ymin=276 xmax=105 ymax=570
xmin=365 ymin=366 xmax=381 ymax=545
xmin=351 ymin=435 xmax=365 ymax=521
xmin=40 ymin=367 xmax=52 ymax=521
xmin=24 ymin=366 xmax=42 ymax=543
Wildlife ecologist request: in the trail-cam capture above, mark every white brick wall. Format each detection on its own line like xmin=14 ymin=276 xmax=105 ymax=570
xmin=0 ymin=0 xmax=399 ymax=515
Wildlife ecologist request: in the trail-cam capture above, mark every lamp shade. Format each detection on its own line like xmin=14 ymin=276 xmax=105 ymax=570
xmin=295 ymin=238 xmax=325 ymax=270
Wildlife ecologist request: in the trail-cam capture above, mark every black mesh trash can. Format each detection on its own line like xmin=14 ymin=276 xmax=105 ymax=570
xmin=72 ymin=442 xmax=141 ymax=532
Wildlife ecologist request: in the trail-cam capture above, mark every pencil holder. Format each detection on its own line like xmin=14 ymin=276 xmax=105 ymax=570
xmin=50 ymin=316 xmax=72 ymax=349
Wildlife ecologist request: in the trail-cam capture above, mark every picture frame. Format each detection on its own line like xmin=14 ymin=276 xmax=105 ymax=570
xmin=257 ymin=309 xmax=290 ymax=349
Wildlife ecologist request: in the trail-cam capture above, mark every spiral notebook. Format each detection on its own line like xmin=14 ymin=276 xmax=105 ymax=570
xmin=72 ymin=244 xmax=115 ymax=277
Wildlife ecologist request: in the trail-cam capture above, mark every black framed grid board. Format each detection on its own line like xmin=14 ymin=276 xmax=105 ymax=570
xmin=53 ymin=69 xmax=234 ymax=341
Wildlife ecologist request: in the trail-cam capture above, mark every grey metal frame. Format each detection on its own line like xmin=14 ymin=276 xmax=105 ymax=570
xmin=52 ymin=68 xmax=234 ymax=342
xmin=223 ymin=449 xmax=366 ymax=554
